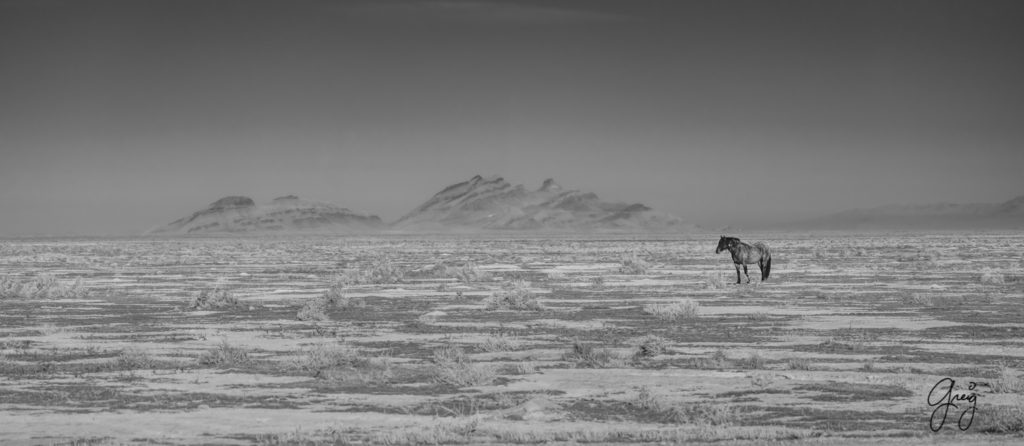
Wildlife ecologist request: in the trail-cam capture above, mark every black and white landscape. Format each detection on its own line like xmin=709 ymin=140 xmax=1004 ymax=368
xmin=2 ymin=1 xmax=1023 ymax=445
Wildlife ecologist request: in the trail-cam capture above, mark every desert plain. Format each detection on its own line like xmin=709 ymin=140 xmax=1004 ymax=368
xmin=1 ymin=232 xmax=1022 ymax=445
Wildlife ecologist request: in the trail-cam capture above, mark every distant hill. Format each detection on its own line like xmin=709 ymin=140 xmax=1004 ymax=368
xmin=392 ymin=175 xmax=695 ymax=232
xmin=782 ymin=195 xmax=1024 ymax=231
xmin=147 ymin=195 xmax=383 ymax=234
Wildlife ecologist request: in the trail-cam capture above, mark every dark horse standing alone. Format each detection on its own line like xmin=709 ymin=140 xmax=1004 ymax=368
xmin=715 ymin=236 xmax=772 ymax=284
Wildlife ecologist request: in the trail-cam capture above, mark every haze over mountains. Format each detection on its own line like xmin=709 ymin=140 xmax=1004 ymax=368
xmin=779 ymin=195 xmax=1024 ymax=231
xmin=149 ymin=176 xmax=694 ymax=234
xmin=148 ymin=174 xmax=1024 ymax=235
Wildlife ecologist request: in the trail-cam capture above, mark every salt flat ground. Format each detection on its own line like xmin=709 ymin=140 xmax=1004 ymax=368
xmin=0 ymin=233 xmax=1022 ymax=445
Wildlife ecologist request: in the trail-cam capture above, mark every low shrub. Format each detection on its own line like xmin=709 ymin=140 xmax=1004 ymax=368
xmin=633 ymin=385 xmax=662 ymax=411
xmin=197 ymin=340 xmax=252 ymax=368
xmin=632 ymin=335 xmax=670 ymax=359
xmin=666 ymin=401 xmax=737 ymax=426
xmin=0 ymin=274 xmax=88 ymax=299
xmin=188 ymin=288 xmax=239 ymax=310
xmin=116 ymin=349 xmax=155 ymax=370
xmin=563 ymin=341 xmax=630 ymax=368
xmin=478 ymin=333 xmax=519 ymax=353
xmin=618 ymin=251 xmax=651 ymax=275
xmin=297 ymin=283 xmax=365 ymax=321
xmin=297 ymin=296 xmax=331 ymax=321
xmin=338 ymin=256 xmax=405 ymax=285
xmin=292 ymin=342 xmax=391 ymax=384
xmin=483 ymin=280 xmax=542 ymax=311
xmin=431 ymin=345 xmax=495 ymax=387
xmin=739 ymin=351 xmax=767 ymax=369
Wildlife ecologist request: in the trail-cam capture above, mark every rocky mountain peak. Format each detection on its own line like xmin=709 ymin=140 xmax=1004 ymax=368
xmin=208 ymin=196 xmax=255 ymax=210
xmin=539 ymin=178 xmax=562 ymax=192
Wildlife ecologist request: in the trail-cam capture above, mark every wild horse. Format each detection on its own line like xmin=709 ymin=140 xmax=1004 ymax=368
xmin=715 ymin=236 xmax=772 ymax=284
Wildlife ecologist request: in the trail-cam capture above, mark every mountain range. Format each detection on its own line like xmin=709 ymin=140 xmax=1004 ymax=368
xmin=392 ymin=175 xmax=692 ymax=232
xmin=146 ymin=195 xmax=383 ymax=235
xmin=147 ymin=176 xmax=694 ymax=234
xmin=148 ymin=175 xmax=1024 ymax=234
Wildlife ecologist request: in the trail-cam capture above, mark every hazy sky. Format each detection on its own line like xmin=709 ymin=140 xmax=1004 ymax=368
xmin=2 ymin=0 xmax=1022 ymax=235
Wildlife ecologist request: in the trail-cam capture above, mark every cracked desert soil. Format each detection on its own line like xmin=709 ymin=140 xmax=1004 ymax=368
xmin=1 ymin=233 xmax=1022 ymax=445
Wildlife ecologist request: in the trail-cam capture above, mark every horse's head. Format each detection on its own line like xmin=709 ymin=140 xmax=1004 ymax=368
xmin=715 ymin=236 xmax=738 ymax=254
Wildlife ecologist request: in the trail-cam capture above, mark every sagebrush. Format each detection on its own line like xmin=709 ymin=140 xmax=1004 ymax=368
xmin=189 ymin=288 xmax=239 ymax=310
xmin=483 ymin=280 xmax=542 ymax=311
xmin=0 ymin=274 xmax=88 ymax=299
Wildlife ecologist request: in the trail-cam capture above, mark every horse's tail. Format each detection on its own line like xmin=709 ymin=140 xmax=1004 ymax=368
xmin=756 ymin=243 xmax=771 ymax=280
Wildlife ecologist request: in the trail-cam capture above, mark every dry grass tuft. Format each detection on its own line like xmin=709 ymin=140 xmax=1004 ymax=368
xmin=618 ymin=251 xmax=651 ymax=275
xmin=666 ymin=401 xmax=738 ymax=426
xmin=297 ymin=283 xmax=365 ymax=321
xmin=478 ymin=333 xmax=519 ymax=353
xmin=483 ymin=279 xmax=542 ymax=311
xmin=739 ymin=351 xmax=767 ymax=369
xmin=292 ymin=342 xmax=391 ymax=384
xmin=509 ymin=360 xmax=537 ymax=375
xmin=786 ymin=357 xmax=813 ymax=371
xmin=116 ymin=349 xmax=155 ymax=370
xmin=563 ymin=341 xmax=630 ymax=368
xmin=339 ymin=256 xmax=405 ymax=285
xmin=188 ymin=288 xmax=239 ymax=310
xmin=421 ymin=261 xmax=492 ymax=283
xmin=0 ymin=274 xmax=89 ymax=299
xmin=980 ymin=269 xmax=1006 ymax=285
xmin=704 ymin=271 xmax=726 ymax=289
xmin=643 ymin=299 xmax=699 ymax=321
xmin=633 ymin=385 xmax=663 ymax=411
xmin=990 ymin=365 xmax=1024 ymax=393
xmin=975 ymin=404 xmax=1024 ymax=433
xmin=296 ymin=296 xmax=332 ymax=321
xmin=689 ymin=349 xmax=731 ymax=369
xmin=369 ymin=417 xmax=481 ymax=445
xmin=197 ymin=340 xmax=252 ymax=368
xmin=431 ymin=345 xmax=495 ymax=387
xmin=631 ymin=334 xmax=670 ymax=359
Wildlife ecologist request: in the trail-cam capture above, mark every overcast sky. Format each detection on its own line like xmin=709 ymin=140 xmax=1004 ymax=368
xmin=1 ymin=0 xmax=1022 ymax=235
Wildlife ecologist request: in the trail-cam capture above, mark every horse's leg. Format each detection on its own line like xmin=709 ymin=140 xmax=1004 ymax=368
xmin=743 ymin=264 xmax=750 ymax=283
xmin=757 ymin=260 xmax=764 ymax=281
xmin=734 ymin=264 xmax=742 ymax=284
